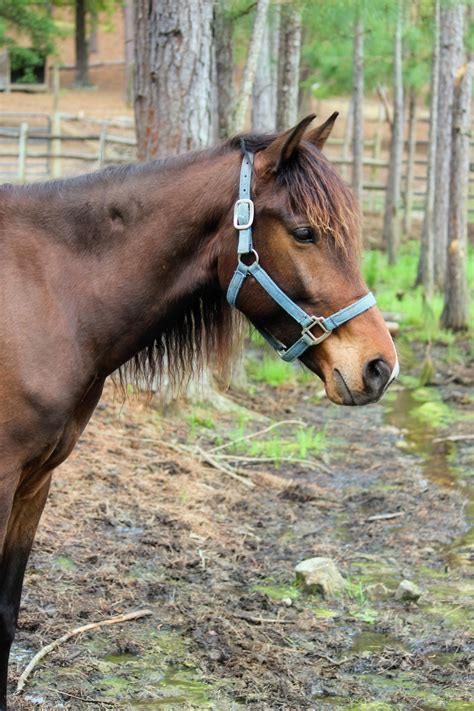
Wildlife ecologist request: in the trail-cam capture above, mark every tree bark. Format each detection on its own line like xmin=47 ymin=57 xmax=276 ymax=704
xmin=403 ymin=88 xmax=417 ymax=236
xmin=441 ymin=62 xmax=471 ymax=330
xmin=351 ymin=7 xmax=364 ymax=207
xmin=416 ymin=0 xmax=440 ymax=294
xmin=214 ymin=1 xmax=234 ymax=140
xmin=383 ymin=0 xmax=404 ymax=265
xmin=433 ymin=3 xmax=464 ymax=289
xmin=123 ymin=0 xmax=135 ymax=105
xmin=134 ymin=0 xmax=215 ymax=160
xmin=276 ymin=3 xmax=302 ymax=131
xmin=75 ymin=0 xmax=90 ymax=87
xmin=233 ymin=0 xmax=270 ymax=133
xmin=252 ymin=4 xmax=280 ymax=132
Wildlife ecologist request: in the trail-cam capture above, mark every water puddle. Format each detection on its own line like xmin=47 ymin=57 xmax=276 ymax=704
xmin=349 ymin=630 xmax=403 ymax=653
xmin=384 ymin=386 xmax=473 ymax=569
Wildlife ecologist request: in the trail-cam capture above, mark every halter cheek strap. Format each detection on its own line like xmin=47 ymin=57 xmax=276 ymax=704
xmin=226 ymin=151 xmax=376 ymax=363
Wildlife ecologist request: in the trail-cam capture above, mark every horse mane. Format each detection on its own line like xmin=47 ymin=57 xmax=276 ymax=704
xmin=115 ymin=132 xmax=358 ymax=395
xmin=118 ymin=284 xmax=244 ymax=396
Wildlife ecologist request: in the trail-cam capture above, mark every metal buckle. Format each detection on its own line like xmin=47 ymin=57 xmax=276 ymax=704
xmin=233 ymin=198 xmax=254 ymax=230
xmin=302 ymin=316 xmax=331 ymax=346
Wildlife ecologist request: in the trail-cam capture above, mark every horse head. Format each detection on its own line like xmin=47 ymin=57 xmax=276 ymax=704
xmin=218 ymin=114 xmax=398 ymax=405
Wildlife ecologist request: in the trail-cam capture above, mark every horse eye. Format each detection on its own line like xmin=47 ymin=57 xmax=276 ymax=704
xmin=293 ymin=227 xmax=316 ymax=244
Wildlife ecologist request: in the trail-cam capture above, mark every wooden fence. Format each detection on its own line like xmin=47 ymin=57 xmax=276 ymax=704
xmin=1 ymin=109 xmax=473 ymax=218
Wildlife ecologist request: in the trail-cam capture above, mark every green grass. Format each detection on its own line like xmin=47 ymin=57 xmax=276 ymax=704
xmin=362 ymin=241 xmax=474 ymax=343
xmin=238 ymin=425 xmax=327 ymax=464
xmin=247 ymin=354 xmax=292 ymax=387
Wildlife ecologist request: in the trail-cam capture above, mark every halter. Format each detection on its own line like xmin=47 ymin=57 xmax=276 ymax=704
xmin=226 ymin=151 xmax=376 ymax=363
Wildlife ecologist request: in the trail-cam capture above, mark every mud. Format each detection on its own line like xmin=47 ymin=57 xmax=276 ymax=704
xmin=8 ymin=342 xmax=474 ymax=710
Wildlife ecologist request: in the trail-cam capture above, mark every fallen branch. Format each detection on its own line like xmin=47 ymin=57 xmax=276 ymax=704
xmin=16 ymin=609 xmax=152 ymax=694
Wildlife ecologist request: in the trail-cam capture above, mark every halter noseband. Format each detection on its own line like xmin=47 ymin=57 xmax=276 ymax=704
xmin=226 ymin=151 xmax=376 ymax=363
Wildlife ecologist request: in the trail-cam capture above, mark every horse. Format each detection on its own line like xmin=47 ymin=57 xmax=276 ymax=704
xmin=0 ymin=113 xmax=398 ymax=707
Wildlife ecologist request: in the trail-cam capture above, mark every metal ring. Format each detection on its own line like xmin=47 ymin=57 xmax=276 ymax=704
xmin=238 ymin=249 xmax=259 ymax=266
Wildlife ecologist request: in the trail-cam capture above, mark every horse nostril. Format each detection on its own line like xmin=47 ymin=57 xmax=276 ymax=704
xmin=363 ymin=358 xmax=391 ymax=395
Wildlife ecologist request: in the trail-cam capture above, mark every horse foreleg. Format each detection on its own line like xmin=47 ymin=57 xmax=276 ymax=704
xmin=0 ymin=475 xmax=51 ymax=710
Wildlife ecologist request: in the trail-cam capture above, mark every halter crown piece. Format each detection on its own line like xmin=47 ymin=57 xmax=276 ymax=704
xmin=226 ymin=151 xmax=377 ymax=363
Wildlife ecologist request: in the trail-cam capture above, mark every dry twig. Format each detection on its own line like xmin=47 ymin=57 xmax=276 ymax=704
xmin=366 ymin=512 xmax=404 ymax=522
xmin=16 ymin=609 xmax=152 ymax=694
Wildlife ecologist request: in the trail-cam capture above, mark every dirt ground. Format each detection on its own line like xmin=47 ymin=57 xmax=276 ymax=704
xmin=7 ymin=338 xmax=473 ymax=710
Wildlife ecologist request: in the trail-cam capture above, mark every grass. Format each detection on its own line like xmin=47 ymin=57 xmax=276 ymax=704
xmin=362 ymin=241 xmax=474 ymax=344
xmin=238 ymin=424 xmax=327 ymax=463
xmin=247 ymin=352 xmax=314 ymax=388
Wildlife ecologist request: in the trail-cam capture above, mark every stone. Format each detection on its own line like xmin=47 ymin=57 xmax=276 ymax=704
xmin=294 ymin=557 xmax=346 ymax=597
xmin=394 ymin=579 xmax=421 ymax=602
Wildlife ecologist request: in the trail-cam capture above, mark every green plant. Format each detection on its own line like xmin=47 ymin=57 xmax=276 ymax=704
xmin=247 ymin=354 xmax=293 ymax=387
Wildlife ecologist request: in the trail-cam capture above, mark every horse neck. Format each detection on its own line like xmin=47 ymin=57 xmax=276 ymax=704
xmin=61 ymin=150 xmax=239 ymax=377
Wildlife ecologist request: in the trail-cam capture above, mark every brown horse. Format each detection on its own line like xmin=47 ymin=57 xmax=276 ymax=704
xmin=0 ymin=114 xmax=398 ymax=707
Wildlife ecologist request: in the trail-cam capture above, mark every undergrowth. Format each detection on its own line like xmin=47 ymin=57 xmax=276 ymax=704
xmin=363 ymin=241 xmax=474 ymax=347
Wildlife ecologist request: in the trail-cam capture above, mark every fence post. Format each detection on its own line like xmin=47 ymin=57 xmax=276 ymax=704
xmin=52 ymin=112 xmax=61 ymax=178
xmin=18 ymin=122 xmax=28 ymax=183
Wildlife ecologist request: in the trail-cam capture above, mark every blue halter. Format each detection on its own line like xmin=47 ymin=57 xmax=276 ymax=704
xmin=226 ymin=151 xmax=376 ymax=363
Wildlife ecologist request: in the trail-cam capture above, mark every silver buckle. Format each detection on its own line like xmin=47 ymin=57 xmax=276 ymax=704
xmin=302 ymin=316 xmax=331 ymax=346
xmin=233 ymin=198 xmax=254 ymax=230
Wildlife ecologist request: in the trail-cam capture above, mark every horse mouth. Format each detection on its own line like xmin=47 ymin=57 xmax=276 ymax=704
xmin=333 ymin=369 xmax=356 ymax=406
xmin=333 ymin=368 xmax=381 ymax=407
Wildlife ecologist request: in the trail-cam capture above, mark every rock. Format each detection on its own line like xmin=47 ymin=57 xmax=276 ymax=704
xmin=294 ymin=557 xmax=346 ymax=597
xmin=395 ymin=579 xmax=421 ymax=602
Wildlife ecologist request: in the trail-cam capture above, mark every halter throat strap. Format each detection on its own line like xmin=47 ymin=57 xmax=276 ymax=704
xmin=226 ymin=151 xmax=376 ymax=363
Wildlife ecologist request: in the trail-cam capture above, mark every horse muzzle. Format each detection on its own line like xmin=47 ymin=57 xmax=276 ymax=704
xmin=333 ymin=356 xmax=399 ymax=406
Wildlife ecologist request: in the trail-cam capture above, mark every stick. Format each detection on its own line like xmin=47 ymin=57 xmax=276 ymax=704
xmin=365 ymin=512 xmax=404 ymax=522
xmin=16 ymin=609 xmax=152 ymax=694
xmin=216 ymin=453 xmax=331 ymax=473
xmin=192 ymin=445 xmax=255 ymax=489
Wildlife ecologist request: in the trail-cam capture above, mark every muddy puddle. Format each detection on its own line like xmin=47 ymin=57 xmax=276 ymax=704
xmin=385 ymin=385 xmax=473 ymax=572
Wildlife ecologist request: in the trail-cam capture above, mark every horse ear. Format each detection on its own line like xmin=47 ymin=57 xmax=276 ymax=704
xmin=306 ymin=112 xmax=339 ymax=149
xmin=258 ymin=114 xmax=316 ymax=173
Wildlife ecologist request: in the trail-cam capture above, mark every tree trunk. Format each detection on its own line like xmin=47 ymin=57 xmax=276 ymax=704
xmin=134 ymin=0 xmax=215 ymax=160
xmin=233 ymin=0 xmax=270 ymax=133
xmin=416 ymin=0 xmax=440 ymax=294
xmin=276 ymin=3 xmax=302 ymax=131
xmin=214 ymin=1 xmax=234 ymax=140
xmin=403 ymin=89 xmax=417 ymax=236
xmin=75 ymin=0 xmax=90 ymax=87
xmin=123 ymin=0 xmax=135 ymax=105
xmin=89 ymin=11 xmax=98 ymax=53
xmin=383 ymin=0 xmax=404 ymax=265
xmin=351 ymin=8 xmax=364 ymax=207
xmin=252 ymin=4 xmax=280 ymax=132
xmin=433 ymin=3 xmax=464 ymax=289
xmin=441 ymin=62 xmax=471 ymax=330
